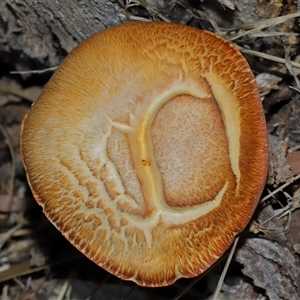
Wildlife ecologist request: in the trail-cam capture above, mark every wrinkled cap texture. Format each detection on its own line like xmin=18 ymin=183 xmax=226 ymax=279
xmin=20 ymin=21 xmax=268 ymax=287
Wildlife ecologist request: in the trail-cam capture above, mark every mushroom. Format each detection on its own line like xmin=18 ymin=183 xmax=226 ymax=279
xmin=20 ymin=21 xmax=268 ymax=287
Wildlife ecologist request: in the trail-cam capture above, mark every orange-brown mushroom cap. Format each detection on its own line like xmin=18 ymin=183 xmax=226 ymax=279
xmin=20 ymin=21 xmax=268 ymax=287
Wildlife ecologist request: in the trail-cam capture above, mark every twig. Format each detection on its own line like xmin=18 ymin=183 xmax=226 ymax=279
xmin=228 ymin=11 xmax=300 ymax=40
xmin=57 ymin=271 xmax=74 ymax=300
xmin=284 ymin=45 xmax=300 ymax=89
xmin=10 ymin=67 xmax=57 ymax=75
xmin=0 ymin=222 xmax=23 ymax=249
xmin=236 ymin=46 xmax=300 ymax=69
xmin=260 ymin=174 xmax=300 ymax=203
xmin=212 ymin=236 xmax=240 ymax=300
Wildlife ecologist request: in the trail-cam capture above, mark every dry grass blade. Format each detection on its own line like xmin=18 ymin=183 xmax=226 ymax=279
xmin=261 ymin=174 xmax=300 ymax=204
xmin=212 ymin=236 xmax=240 ymax=300
xmin=10 ymin=67 xmax=57 ymax=75
xmin=238 ymin=11 xmax=300 ymax=30
xmin=0 ymin=222 xmax=23 ymax=249
xmin=236 ymin=46 xmax=300 ymax=69
xmin=288 ymin=144 xmax=300 ymax=153
xmin=248 ymin=31 xmax=299 ymax=38
xmin=228 ymin=11 xmax=300 ymax=40
xmin=171 ymin=275 xmax=204 ymax=300
xmin=57 ymin=271 xmax=75 ymax=300
xmin=0 ymin=251 xmax=82 ymax=283
xmin=261 ymin=195 xmax=300 ymax=225
xmin=285 ymin=46 xmax=300 ymax=89
xmin=0 ymin=260 xmax=42 ymax=282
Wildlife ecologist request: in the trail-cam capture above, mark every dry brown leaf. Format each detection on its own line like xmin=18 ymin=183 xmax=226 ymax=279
xmin=256 ymin=73 xmax=282 ymax=95
xmin=286 ymin=151 xmax=300 ymax=175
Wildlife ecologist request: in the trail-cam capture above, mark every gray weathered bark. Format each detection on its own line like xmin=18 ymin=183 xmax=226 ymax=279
xmin=0 ymin=0 xmax=126 ymax=68
xmin=0 ymin=0 xmax=289 ymax=70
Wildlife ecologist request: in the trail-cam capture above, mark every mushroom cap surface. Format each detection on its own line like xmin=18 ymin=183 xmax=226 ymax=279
xmin=20 ymin=21 xmax=268 ymax=287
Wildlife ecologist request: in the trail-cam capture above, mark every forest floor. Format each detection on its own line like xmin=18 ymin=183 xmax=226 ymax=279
xmin=0 ymin=1 xmax=300 ymax=299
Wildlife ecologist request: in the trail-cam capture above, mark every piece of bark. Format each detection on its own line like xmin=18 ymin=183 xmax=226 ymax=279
xmin=287 ymin=209 xmax=300 ymax=247
xmin=197 ymin=0 xmax=283 ymax=29
xmin=235 ymin=238 xmax=300 ymax=300
xmin=267 ymin=134 xmax=293 ymax=185
xmin=254 ymin=204 xmax=287 ymax=244
xmin=0 ymin=0 xmax=296 ymax=75
xmin=285 ymin=94 xmax=300 ymax=148
xmin=221 ymin=279 xmax=266 ymax=300
xmin=271 ymin=94 xmax=300 ymax=146
xmin=287 ymin=151 xmax=300 ymax=175
xmin=0 ymin=0 xmax=126 ymax=68
xmin=264 ymin=80 xmax=295 ymax=113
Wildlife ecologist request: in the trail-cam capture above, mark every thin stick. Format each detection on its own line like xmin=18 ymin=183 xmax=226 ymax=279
xmin=236 ymin=46 xmax=300 ymax=69
xmin=0 ymin=223 xmax=23 ymax=249
xmin=10 ymin=66 xmax=57 ymax=75
xmin=261 ymin=174 xmax=300 ymax=203
xmin=228 ymin=11 xmax=300 ymax=40
xmin=212 ymin=236 xmax=240 ymax=300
